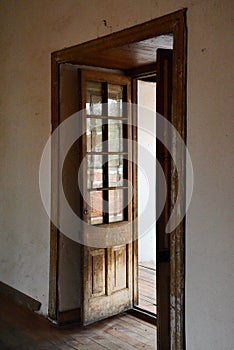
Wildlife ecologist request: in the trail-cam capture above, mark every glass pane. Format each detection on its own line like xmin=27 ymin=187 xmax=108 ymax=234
xmin=108 ymin=84 xmax=123 ymax=117
xmin=108 ymin=119 xmax=123 ymax=152
xmin=86 ymin=118 xmax=102 ymax=152
xmin=109 ymin=189 xmax=124 ymax=223
xmin=87 ymin=155 xmax=103 ymax=189
xmin=108 ymin=155 xmax=123 ymax=187
xmin=89 ymin=191 xmax=103 ymax=225
xmin=86 ymin=81 xmax=102 ymax=115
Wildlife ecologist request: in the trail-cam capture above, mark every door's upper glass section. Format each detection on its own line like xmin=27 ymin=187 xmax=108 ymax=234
xmin=108 ymin=84 xmax=123 ymax=117
xmin=86 ymin=81 xmax=102 ymax=115
xmin=85 ymin=80 xmax=128 ymax=225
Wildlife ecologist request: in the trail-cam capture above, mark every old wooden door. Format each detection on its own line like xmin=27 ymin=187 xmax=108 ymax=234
xmin=78 ymin=69 xmax=134 ymax=325
xmin=156 ymin=49 xmax=173 ymax=349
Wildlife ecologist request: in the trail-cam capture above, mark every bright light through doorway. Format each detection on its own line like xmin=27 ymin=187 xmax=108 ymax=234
xmin=137 ymin=78 xmax=157 ymax=314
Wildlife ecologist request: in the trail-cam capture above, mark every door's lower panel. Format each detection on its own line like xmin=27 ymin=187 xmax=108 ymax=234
xmin=83 ymin=244 xmax=132 ymax=325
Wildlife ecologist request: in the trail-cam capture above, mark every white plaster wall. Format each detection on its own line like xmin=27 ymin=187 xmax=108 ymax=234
xmin=0 ymin=0 xmax=234 ymax=348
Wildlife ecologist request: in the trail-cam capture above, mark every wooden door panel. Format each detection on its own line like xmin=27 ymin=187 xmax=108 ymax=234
xmin=79 ymin=69 xmax=134 ymax=326
xmin=89 ymin=249 xmax=106 ymax=297
xmin=83 ymin=245 xmax=132 ymax=325
xmin=113 ymin=245 xmax=127 ymax=291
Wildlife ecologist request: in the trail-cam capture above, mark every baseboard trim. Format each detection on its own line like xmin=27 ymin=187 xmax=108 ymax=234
xmin=57 ymin=308 xmax=81 ymax=325
xmin=0 ymin=281 xmax=41 ymax=312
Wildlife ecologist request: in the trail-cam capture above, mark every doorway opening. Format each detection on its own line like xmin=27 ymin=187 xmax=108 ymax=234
xmin=137 ymin=76 xmax=157 ymax=315
xmin=50 ymin=9 xmax=187 ymax=349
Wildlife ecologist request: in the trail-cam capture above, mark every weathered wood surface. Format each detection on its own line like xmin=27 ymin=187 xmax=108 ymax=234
xmin=0 ymin=295 xmax=156 ymax=350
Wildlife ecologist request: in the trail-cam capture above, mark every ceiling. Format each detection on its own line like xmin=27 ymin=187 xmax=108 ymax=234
xmin=77 ymin=34 xmax=173 ymax=71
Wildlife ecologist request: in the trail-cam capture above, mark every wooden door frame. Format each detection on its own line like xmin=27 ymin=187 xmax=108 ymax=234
xmin=50 ymin=9 xmax=187 ymax=349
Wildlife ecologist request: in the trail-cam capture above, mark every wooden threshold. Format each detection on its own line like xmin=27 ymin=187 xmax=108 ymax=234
xmin=128 ymin=307 xmax=157 ymax=326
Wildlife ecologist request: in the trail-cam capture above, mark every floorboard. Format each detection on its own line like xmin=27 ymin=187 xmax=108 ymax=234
xmin=137 ymin=265 xmax=156 ymax=314
xmin=0 ymin=295 xmax=156 ymax=350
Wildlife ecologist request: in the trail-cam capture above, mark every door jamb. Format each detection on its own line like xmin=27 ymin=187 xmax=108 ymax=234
xmin=50 ymin=9 xmax=187 ymax=349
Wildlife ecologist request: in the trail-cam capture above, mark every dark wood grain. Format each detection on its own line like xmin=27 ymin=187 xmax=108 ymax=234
xmin=0 ymin=295 xmax=156 ymax=350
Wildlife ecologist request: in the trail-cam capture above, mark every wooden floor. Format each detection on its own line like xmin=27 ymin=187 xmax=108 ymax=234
xmin=0 ymin=295 xmax=156 ymax=350
xmin=138 ymin=265 xmax=156 ymax=314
